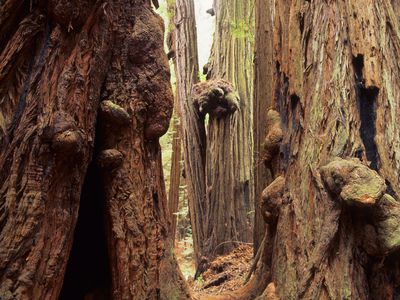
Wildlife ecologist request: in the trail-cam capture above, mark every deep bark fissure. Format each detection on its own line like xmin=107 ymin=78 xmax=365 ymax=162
xmin=352 ymin=54 xmax=380 ymax=170
xmin=59 ymin=159 xmax=111 ymax=299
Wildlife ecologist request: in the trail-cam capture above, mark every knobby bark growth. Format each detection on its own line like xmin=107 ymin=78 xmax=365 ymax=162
xmin=0 ymin=1 xmax=190 ymax=299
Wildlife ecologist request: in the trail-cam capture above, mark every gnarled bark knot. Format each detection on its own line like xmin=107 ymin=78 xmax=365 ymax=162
xmin=191 ymin=79 xmax=240 ymax=117
xmin=320 ymin=157 xmax=400 ymax=255
xmin=99 ymin=100 xmax=131 ymax=126
xmin=97 ymin=149 xmax=123 ymax=170
xmin=42 ymin=111 xmax=85 ymax=159
xmin=261 ymin=176 xmax=285 ymax=225
xmin=261 ymin=110 xmax=283 ymax=163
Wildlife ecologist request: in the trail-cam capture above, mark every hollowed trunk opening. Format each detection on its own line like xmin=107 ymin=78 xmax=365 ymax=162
xmin=59 ymin=161 xmax=111 ymax=300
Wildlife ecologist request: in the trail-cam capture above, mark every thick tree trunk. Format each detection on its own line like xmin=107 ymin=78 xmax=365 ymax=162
xmin=0 ymin=1 xmax=190 ymax=299
xmin=258 ymin=1 xmax=400 ymax=299
xmin=0 ymin=2 xmax=111 ymax=298
xmin=204 ymin=0 xmax=255 ymax=255
xmin=204 ymin=1 xmax=400 ymax=300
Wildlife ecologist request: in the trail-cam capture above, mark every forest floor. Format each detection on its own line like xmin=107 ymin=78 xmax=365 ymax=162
xmin=176 ymin=244 xmax=253 ymax=296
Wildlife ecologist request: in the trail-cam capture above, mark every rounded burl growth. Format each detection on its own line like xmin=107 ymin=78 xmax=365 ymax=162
xmin=261 ymin=176 xmax=285 ymax=224
xmin=43 ymin=111 xmax=85 ymax=159
xmin=97 ymin=149 xmax=123 ymax=170
xmin=261 ymin=110 xmax=283 ymax=163
xmin=191 ymin=79 xmax=240 ymax=118
xmin=52 ymin=129 xmax=83 ymax=156
xmin=99 ymin=100 xmax=131 ymax=126
xmin=373 ymin=194 xmax=400 ymax=254
xmin=320 ymin=157 xmax=385 ymax=207
xmin=320 ymin=157 xmax=400 ymax=255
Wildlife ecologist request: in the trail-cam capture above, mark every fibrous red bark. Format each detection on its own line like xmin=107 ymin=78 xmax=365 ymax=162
xmin=0 ymin=1 xmax=190 ymax=299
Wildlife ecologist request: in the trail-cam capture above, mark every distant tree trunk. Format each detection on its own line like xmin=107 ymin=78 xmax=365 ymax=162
xmin=173 ymin=0 xmax=204 ymax=267
xmin=0 ymin=1 xmax=190 ymax=299
xmin=202 ymin=0 xmax=255 ymax=256
xmin=252 ymin=0 xmax=273 ymax=253
xmin=204 ymin=1 xmax=400 ymax=300
xmin=168 ymin=118 xmax=182 ymax=243
xmin=166 ymin=0 xmax=182 ymax=244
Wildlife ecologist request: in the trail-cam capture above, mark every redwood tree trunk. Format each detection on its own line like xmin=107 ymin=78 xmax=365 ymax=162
xmin=252 ymin=0 xmax=273 ymax=253
xmin=0 ymin=1 xmax=189 ymax=299
xmin=258 ymin=1 xmax=400 ymax=299
xmin=204 ymin=0 xmax=255 ymax=255
xmin=173 ymin=0 xmax=203 ymax=267
xmin=167 ymin=0 xmax=183 ymax=243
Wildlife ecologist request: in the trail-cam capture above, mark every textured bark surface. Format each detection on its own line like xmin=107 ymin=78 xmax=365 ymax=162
xmin=0 ymin=1 xmax=190 ymax=299
xmin=263 ymin=1 xmax=400 ymax=299
xmin=173 ymin=0 xmax=203 ymax=266
xmin=190 ymin=79 xmax=251 ymax=260
xmin=252 ymin=0 xmax=273 ymax=253
xmin=167 ymin=0 xmax=182 ymax=243
xmin=0 ymin=2 xmax=110 ymax=298
xmin=203 ymin=1 xmax=400 ymax=299
xmin=204 ymin=0 xmax=255 ymax=254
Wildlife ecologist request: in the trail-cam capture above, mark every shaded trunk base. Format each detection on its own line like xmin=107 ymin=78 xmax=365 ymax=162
xmin=59 ymin=161 xmax=111 ymax=299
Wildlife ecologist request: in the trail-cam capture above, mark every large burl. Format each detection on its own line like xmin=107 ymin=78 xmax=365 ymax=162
xmin=191 ymin=79 xmax=240 ymax=117
xmin=321 ymin=157 xmax=400 ymax=255
xmin=261 ymin=110 xmax=283 ymax=164
xmin=320 ymin=157 xmax=386 ymax=207
xmin=261 ymin=176 xmax=285 ymax=225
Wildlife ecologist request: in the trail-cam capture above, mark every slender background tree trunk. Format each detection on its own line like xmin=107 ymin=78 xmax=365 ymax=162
xmin=174 ymin=0 xmax=204 ymax=267
xmin=167 ymin=0 xmax=182 ymax=244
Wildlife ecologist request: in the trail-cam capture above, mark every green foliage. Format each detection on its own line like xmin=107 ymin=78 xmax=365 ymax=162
xmin=198 ymin=71 xmax=207 ymax=82
xmin=196 ymin=275 xmax=205 ymax=287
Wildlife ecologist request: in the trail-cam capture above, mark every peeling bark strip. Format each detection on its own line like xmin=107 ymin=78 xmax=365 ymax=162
xmin=0 ymin=0 xmax=189 ymax=299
